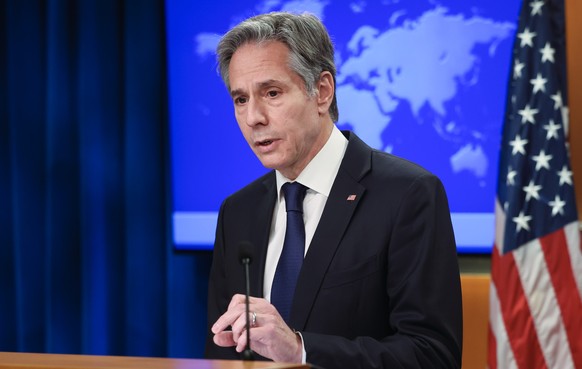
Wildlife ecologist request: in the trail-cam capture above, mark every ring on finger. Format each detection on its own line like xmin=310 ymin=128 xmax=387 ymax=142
xmin=251 ymin=311 xmax=257 ymax=327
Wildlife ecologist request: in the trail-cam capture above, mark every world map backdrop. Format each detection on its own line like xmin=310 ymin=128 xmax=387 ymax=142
xmin=166 ymin=0 xmax=521 ymax=252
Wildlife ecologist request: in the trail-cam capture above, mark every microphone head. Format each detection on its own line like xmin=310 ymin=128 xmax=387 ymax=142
xmin=239 ymin=241 xmax=253 ymax=265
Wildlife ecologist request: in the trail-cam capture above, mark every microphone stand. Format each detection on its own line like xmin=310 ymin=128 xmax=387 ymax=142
xmin=241 ymin=254 xmax=254 ymax=361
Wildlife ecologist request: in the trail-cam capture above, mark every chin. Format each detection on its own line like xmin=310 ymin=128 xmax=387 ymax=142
xmin=253 ymin=153 xmax=275 ymax=167
xmin=259 ymin=161 xmax=279 ymax=171
xmin=258 ymin=158 xmax=284 ymax=172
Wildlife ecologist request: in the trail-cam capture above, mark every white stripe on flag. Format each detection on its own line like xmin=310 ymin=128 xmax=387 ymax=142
xmin=489 ymin=282 xmax=518 ymax=369
xmin=512 ymin=238 xmax=575 ymax=369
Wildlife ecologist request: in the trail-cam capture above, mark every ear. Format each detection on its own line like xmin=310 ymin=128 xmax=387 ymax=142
xmin=316 ymin=71 xmax=334 ymax=115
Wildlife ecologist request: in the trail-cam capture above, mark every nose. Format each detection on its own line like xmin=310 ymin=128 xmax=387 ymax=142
xmin=245 ymin=99 xmax=266 ymax=127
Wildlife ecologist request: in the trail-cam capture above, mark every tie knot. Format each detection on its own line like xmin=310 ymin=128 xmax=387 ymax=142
xmin=282 ymin=182 xmax=307 ymax=213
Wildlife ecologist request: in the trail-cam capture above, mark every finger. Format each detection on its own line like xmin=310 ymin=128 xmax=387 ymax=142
xmin=211 ymin=314 xmax=233 ymax=334
xmin=211 ymin=304 xmax=245 ymax=334
xmin=232 ymin=311 xmax=257 ymax=342
xmin=234 ymin=309 xmax=261 ymax=343
xmin=230 ymin=294 xmax=269 ymax=310
xmin=213 ymin=331 xmax=236 ymax=347
xmin=235 ymin=329 xmax=248 ymax=353
xmin=215 ymin=294 xmax=252 ymax=334
xmin=227 ymin=294 xmax=246 ymax=309
xmin=235 ymin=310 xmax=267 ymax=352
xmin=230 ymin=313 xmax=248 ymax=342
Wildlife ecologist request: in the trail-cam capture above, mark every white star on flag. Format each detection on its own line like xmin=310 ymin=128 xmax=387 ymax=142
xmin=507 ymin=169 xmax=518 ymax=185
xmin=543 ymin=120 xmax=560 ymax=140
xmin=550 ymin=91 xmax=563 ymax=109
xmin=517 ymin=27 xmax=536 ymax=47
xmin=518 ymin=104 xmax=538 ymax=124
xmin=512 ymin=210 xmax=532 ymax=232
xmin=548 ymin=195 xmax=566 ymax=216
xmin=532 ymin=150 xmax=553 ymax=170
xmin=514 ymin=61 xmax=525 ymax=78
xmin=557 ymin=165 xmax=573 ymax=186
xmin=530 ymin=0 xmax=544 ymax=15
xmin=540 ymin=42 xmax=555 ymax=63
xmin=509 ymin=134 xmax=528 ymax=155
xmin=530 ymin=73 xmax=547 ymax=93
xmin=523 ymin=180 xmax=542 ymax=201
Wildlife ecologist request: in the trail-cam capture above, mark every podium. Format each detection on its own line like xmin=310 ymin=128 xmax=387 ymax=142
xmin=0 ymin=352 xmax=310 ymax=369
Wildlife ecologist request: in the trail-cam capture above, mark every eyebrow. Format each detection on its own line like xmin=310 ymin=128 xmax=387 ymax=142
xmin=230 ymin=79 xmax=283 ymax=98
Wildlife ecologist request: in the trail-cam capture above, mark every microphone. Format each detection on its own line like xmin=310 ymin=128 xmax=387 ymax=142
xmin=239 ymin=242 xmax=254 ymax=361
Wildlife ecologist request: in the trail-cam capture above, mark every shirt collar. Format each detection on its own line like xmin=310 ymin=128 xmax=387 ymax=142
xmin=276 ymin=126 xmax=348 ymax=198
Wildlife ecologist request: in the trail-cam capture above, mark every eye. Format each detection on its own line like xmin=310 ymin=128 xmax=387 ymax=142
xmin=267 ymin=90 xmax=279 ymax=98
xmin=234 ymin=96 xmax=248 ymax=105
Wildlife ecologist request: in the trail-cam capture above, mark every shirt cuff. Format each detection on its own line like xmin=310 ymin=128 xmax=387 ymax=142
xmin=295 ymin=331 xmax=307 ymax=364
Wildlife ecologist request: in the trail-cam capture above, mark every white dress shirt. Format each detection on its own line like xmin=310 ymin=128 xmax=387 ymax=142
xmin=263 ymin=126 xmax=348 ymax=301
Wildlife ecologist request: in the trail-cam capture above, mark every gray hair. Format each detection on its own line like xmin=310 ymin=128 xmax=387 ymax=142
xmin=216 ymin=12 xmax=338 ymax=122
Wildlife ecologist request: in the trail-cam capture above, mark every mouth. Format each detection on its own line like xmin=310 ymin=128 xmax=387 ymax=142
xmin=253 ymin=138 xmax=280 ymax=153
xmin=256 ymin=139 xmax=275 ymax=147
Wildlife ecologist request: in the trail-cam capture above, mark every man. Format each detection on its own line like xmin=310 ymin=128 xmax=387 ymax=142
xmin=205 ymin=12 xmax=463 ymax=369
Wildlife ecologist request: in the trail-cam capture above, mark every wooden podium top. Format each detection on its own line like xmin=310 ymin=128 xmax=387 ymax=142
xmin=0 ymin=352 xmax=309 ymax=369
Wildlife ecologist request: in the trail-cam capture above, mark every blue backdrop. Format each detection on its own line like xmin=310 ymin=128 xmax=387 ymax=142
xmin=1 ymin=0 xmax=211 ymax=358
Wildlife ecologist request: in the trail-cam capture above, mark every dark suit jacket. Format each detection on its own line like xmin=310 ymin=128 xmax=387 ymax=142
xmin=205 ymin=131 xmax=463 ymax=369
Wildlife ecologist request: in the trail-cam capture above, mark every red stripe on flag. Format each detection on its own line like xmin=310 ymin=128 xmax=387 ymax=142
xmin=539 ymin=228 xmax=582 ymax=368
xmin=488 ymin=323 xmax=498 ymax=369
xmin=491 ymin=245 xmax=547 ymax=369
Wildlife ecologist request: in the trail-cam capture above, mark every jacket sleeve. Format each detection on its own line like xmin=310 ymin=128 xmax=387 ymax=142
xmin=204 ymin=198 xmax=243 ymax=360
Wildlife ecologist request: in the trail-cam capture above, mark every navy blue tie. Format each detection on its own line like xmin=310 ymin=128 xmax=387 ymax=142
xmin=271 ymin=182 xmax=307 ymax=323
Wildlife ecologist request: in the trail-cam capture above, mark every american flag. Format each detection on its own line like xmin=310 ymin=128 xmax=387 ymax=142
xmin=488 ymin=0 xmax=582 ymax=368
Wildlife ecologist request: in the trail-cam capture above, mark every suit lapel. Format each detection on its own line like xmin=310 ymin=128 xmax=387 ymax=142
xmin=289 ymin=132 xmax=372 ymax=329
xmin=249 ymin=173 xmax=277 ymax=298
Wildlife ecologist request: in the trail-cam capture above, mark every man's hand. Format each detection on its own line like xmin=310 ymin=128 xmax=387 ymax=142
xmin=211 ymin=294 xmax=303 ymax=363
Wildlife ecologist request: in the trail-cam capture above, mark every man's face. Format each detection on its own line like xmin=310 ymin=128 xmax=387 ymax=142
xmin=228 ymin=41 xmax=331 ymax=180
